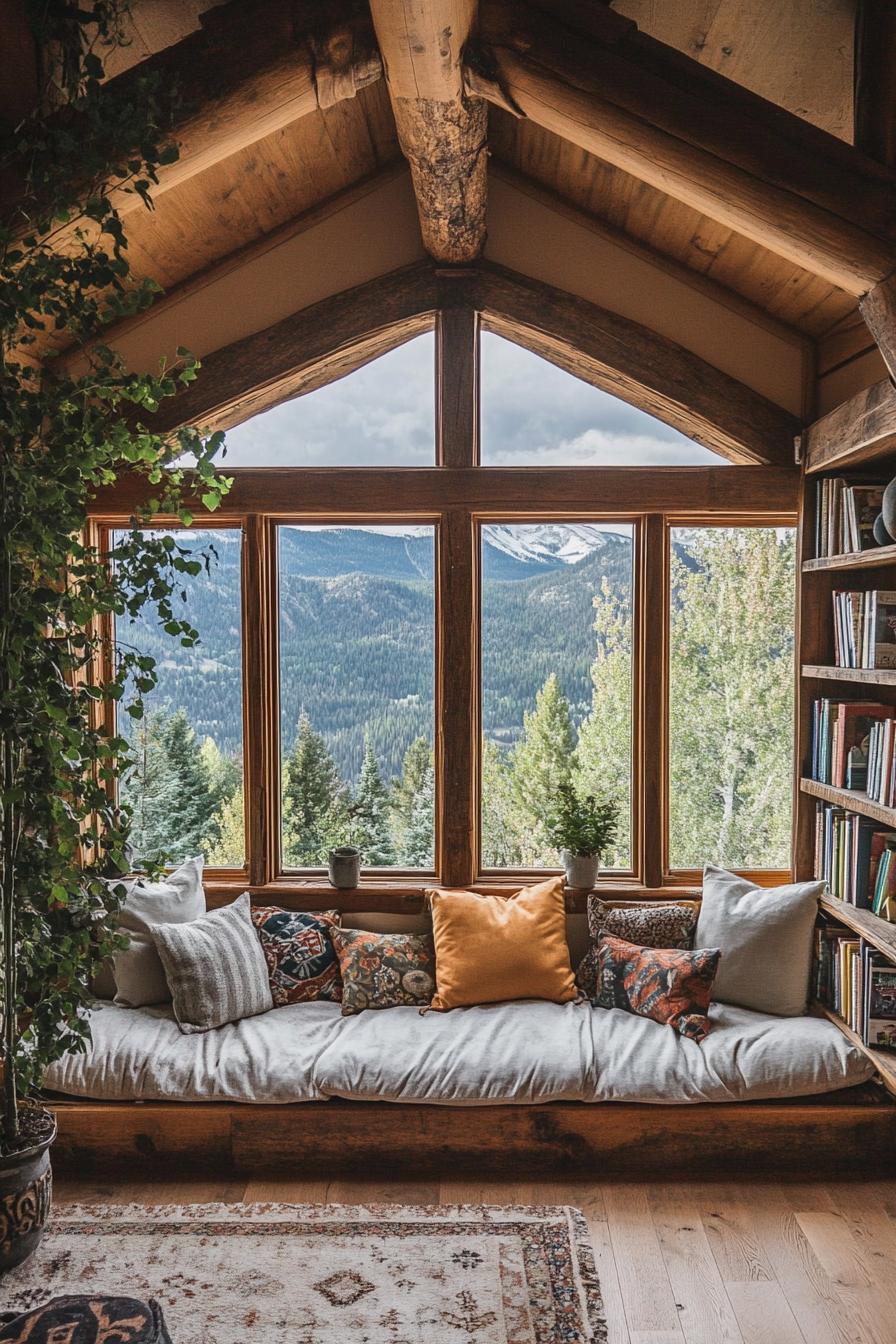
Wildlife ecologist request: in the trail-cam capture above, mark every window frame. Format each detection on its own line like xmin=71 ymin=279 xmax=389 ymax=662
xmin=88 ymin=298 xmax=800 ymax=906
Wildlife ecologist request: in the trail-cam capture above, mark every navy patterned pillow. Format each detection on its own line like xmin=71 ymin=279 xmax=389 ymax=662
xmin=251 ymin=907 xmax=342 ymax=1005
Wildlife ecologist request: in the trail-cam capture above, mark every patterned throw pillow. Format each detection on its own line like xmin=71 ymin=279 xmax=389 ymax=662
xmin=596 ymin=933 xmax=720 ymax=1042
xmin=330 ymin=928 xmax=435 ymax=1015
xmin=251 ymin=907 xmax=342 ymax=1006
xmin=577 ymin=898 xmax=697 ymax=1000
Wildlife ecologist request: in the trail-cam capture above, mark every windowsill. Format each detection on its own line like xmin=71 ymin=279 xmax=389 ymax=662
xmin=202 ymin=874 xmax=705 ymax=912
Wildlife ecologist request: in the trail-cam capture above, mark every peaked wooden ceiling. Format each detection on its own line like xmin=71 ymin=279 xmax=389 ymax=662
xmin=10 ymin=0 xmax=896 ymax=399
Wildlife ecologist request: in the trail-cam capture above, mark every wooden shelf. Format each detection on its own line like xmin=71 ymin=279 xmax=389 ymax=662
xmin=800 ymin=776 xmax=896 ymax=828
xmin=819 ymin=892 xmax=896 ymax=961
xmin=802 ymin=664 xmax=896 ymax=685
xmin=802 ymin=545 xmax=896 ymax=572
xmin=812 ymin=1003 xmax=896 ymax=1097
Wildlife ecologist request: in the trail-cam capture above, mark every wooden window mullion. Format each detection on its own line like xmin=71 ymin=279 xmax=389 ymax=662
xmin=436 ymin=291 xmax=479 ymax=469
xmin=640 ymin=514 xmax=667 ymax=887
xmin=243 ymin=514 xmax=277 ymax=887
xmin=437 ymin=507 xmax=477 ymax=887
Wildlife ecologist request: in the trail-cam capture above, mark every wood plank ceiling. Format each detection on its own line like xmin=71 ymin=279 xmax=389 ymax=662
xmin=24 ymin=0 xmax=889 ymax=380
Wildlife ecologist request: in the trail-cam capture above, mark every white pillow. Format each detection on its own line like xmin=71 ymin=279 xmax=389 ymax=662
xmin=112 ymin=856 xmax=205 ymax=1007
xmin=696 ymin=865 xmax=822 ymax=1017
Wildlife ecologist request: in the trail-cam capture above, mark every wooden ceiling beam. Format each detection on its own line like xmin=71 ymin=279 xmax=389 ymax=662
xmin=800 ymin=377 xmax=896 ymax=474
xmin=147 ymin=261 xmax=439 ymax=435
xmin=141 ymin=256 xmax=798 ymax=468
xmin=472 ymin=0 xmax=896 ymax=297
xmin=860 ymin=275 xmax=896 ymax=384
xmin=5 ymin=0 xmax=382 ymax=239
xmin=368 ymin=0 xmax=487 ymax=262
xmin=474 ymin=264 xmax=800 ymax=467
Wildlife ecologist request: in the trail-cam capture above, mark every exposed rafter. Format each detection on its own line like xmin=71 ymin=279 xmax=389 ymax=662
xmin=5 ymin=0 xmax=382 ymax=240
xmin=860 ymin=274 xmax=896 ymax=385
xmin=369 ymin=0 xmax=487 ymax=263
xmin=472 ymin=0 xmax=896 ymax=297
xmin=147 ymin=262 xmax=438 ymax=435
xmin=475 ymin=264 xmax=799 ymax=467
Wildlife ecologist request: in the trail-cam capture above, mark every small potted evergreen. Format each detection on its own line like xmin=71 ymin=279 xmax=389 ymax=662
xmin=547 ymin=783 xmax=619 ymax=889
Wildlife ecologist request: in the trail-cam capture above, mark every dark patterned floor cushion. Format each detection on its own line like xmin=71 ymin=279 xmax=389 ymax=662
xmin=329 ymin=927 xmax=435 ymax=1014
xmin=0 ymin=1296 xmax=171 ymax=1343
xmin=596 ymin=933 xmax=721 ymax=1042
xmin=251 ymin=906 xmax=343 ymax=1005
xmin=577 ymin=898 xmax=698 ymax=1000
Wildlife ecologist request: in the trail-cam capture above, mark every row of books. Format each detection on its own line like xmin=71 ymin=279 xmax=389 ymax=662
xmin=815 ymin=926 xmax=896 ymax=1049
xmin=810 ymin=701 xmax=896 ymax=810
xmin=815 ymin=477 xmax=884 ymax=557
xmin=814 ymin=801 xmax=896 ymax=916
xmin=832 ymin=589 xmax=896 ymax=668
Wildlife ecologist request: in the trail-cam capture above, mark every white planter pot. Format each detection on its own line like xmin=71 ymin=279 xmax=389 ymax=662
xmin=561 ymin=850 xmax=600 ymax=889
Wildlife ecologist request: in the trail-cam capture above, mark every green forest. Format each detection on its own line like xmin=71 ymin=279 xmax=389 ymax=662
xmin=118 ymin=525 xmax=794 ymax=872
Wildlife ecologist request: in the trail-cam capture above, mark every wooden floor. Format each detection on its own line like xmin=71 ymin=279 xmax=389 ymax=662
xmin=54 ymin=1174 xmax=896 ymax=1344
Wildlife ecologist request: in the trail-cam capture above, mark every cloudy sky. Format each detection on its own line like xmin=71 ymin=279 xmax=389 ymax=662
xmin=222 ymin=330 xmax=724 ymax=468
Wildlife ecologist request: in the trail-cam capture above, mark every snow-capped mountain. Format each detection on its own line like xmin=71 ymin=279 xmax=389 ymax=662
xmin=481 ymin=523 xmax=613 ymax=568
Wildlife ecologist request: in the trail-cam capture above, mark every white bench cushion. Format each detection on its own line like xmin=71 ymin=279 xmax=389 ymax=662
xmin=44 ymin=999 xmax=873 ymax=1105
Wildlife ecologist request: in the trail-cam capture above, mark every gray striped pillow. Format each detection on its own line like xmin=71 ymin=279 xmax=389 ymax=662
xmin=151 ymin=892 xmax=273 ymax=1034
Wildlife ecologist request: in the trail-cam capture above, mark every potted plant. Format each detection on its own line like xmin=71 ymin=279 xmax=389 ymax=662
xmin=547 ymin=782 xmax=619 ymax=889
xmin=0 ymin=3 xmax=229 ymax=1268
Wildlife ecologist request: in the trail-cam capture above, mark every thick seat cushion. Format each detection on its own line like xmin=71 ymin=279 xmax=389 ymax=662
xmin=44 ymin=1001 xmax=342 ymax=1103
xmin=44 ymin=999 xmax=873 ymax=1105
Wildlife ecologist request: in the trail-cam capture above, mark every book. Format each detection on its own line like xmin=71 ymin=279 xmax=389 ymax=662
xmin=815 ymin=477 xmax=887 ymax=558
xmin=866 ymin=960 xmax=896 ymax=1050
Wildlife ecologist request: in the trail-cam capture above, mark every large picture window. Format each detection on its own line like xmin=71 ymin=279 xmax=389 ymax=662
xmin=278 ymin=524 xmax=436 ymax=870
xmin=480 ymin=521 xmax=634 ymax=869
xmin=113 ymin=527 xmax=245 ymax=869
xmin=98 ymin=297 xmax=798 ymax=894
xmin=667 ymin=525 xmax=796 ymax=871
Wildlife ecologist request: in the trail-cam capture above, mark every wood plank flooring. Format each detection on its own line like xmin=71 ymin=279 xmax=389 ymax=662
xmin=53 ymin=1176 xmax=896 ymax=1344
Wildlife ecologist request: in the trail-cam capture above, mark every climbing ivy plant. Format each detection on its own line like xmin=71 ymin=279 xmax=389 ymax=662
xmin=0 ymin=1 xmax=230 ymax=1148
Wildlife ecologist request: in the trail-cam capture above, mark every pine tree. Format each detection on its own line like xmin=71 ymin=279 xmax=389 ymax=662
xmin=508 ymin=673 xmax=575 ymax=864
xmin=206 ymin=785 xmax=245 ymax=866
xmin=480 ymin=737 xmax=523 ymax=867
xmin=574 ymin=578 xmax=633 ymax=868
xmin=390 ymin=736 xmax=432 ymax=855
xmin=351 ymin=733 xmax=395 ymax=865
xmin=402 ymin=763 xmax=435 ymax=867
xmin=282 ymin=712 xmax=349 ymax=865
xmin=122 ymin=709 xmax=217 ymax=864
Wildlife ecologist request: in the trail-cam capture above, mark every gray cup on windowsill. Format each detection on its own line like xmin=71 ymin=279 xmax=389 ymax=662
xmin=328 ymin=846 xmax=361 ymax=889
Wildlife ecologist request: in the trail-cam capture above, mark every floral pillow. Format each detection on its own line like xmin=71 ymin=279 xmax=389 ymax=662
xmin=577 ymin=898 xmax=697 ymax=1001
xmin=251 ymin=907 xmax=342 ymax=1006
xmin=596 ymin=933 xmax=720 ymax=1042
xmin=329 ymin=928 xmax=435 ymax=1016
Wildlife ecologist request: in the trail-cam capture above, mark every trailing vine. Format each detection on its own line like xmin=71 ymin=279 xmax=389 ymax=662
xmin=0 ymin=1 xmax=230 ymax=1148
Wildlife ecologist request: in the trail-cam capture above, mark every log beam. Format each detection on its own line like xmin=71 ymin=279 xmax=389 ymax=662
xmin=146 ymin=261 xmax=439 ymax=435
xmin=860 ymin=273 xmax=896 ymax=384
xmin=473 ymin=0 xmax=896 ymax=296
xmin=4 ymin=0 xmax=382 ymax=239
xmin=801 ymin=377 xmax=896 ymax=474
xmin=475 ymin=264 xmax=800 ymax=467
xmin=369 ymin=0 xmax=487 ymax=263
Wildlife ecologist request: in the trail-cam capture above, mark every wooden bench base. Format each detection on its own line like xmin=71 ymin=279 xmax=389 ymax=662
xmin=49 ymin=1086 xmax=896 ymax=1178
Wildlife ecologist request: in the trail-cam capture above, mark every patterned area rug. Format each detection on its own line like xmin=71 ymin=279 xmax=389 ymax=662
xmin=3 ymin=1203 xmax=606 ymax=1343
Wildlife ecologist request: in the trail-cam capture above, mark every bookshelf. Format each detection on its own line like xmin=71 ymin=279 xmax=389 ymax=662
xmin=797 ymin=458 xmax=896 ymax=1088
xmin=812 ymin=1002 xmax=896 ymax=1096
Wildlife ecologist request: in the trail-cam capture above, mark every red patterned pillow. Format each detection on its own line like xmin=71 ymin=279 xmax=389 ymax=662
xmin=251 ymin=907 xmax=342 ymax=1005
xmin=596 ymin=933 xmax=720 ymax=1042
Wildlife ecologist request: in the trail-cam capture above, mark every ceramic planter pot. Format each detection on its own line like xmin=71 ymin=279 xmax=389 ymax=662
xmin=0 ymin=1108 xmax=56 ymax=1272
xmin=561 ymin=850 xmax=600 ymax=890
xmin=328 ymin=846 xmax=361 ymax=889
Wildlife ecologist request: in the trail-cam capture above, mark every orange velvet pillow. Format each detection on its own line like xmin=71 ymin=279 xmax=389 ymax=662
xmin=425 ymin=876 xmax=577 ymax=1010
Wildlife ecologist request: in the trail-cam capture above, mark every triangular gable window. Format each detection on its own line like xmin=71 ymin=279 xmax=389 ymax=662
xmin=479 ymin=331 xmax=727 ymax=466
xmin=222 ymin=330 xmax=435 ymax=467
